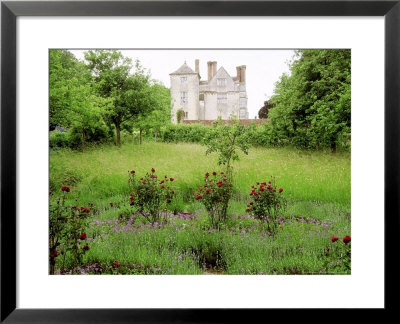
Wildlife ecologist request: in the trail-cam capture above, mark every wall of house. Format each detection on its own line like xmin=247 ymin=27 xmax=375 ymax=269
xmin=170 ymin=74 xmax=199 ymax=123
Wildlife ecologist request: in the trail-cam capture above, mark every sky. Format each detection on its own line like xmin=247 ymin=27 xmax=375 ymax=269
xmin=70 ymin=49 xmax=295 ymax=119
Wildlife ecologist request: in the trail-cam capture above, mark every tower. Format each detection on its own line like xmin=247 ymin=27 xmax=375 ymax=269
xmin=169 ymin=62 xmax=200 ymax=123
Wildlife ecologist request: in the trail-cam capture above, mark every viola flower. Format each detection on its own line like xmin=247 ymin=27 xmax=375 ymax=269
xmin=61 ymin=186 xmax=71 ymax=192
xmin=80 ymin=233 xmax=87 ymax=240
xmin=245 ymin=208 xmax=251 ymax=212
xmin=279 ymin=188 xmax=283 ymax=193
xmin=343 ymin=236 xmax=351 ymax=244
xmin=331 ymin=235 xmax=339 ymax=243
xmin=151 ymin=168 xmax=155 ymax=173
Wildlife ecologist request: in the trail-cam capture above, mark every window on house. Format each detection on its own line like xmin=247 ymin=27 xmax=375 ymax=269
xmin=217 ymin=93 xmax=227 ymax=104
xmin=180 ymin=92 xmax=188 ymax=104
xmin=184 ymin=112 xmax=188 ymax=119
xmin=217 ymin=78 xmax=226 ymax=86
xmin=180 ymin=77 xmax=187 ymax=83
xmin=240 ymin=98 xmax=246 ymax=108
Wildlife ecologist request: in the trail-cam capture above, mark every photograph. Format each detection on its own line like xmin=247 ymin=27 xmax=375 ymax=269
xmin=49 ymin=49 xmax=351 ymax=276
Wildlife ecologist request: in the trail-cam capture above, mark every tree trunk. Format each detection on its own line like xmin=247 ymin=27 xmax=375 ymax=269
xmin=139 ymin=129 xmax=143 ymax=145
xmin=116 ymin=124 xmax=121 ymax=148
xmin=81 ymin=128 xmax=86 ymax=152
xmin=331 ymin=142 xmax=337 ymax=153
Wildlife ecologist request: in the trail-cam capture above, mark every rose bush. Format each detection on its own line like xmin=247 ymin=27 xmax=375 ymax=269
xmin=245 ymin=177 xmax=286 ymax=234
xmin=194 ymin=171 xmax=233 ymax=228
xmin=128 ymin=168 xmax=175 ymax=224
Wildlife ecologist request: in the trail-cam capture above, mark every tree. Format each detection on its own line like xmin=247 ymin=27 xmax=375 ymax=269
xmin=49 ymin=50 xmax=92 ymax=130
xmin=84 ymin=50 xmax=156 ymax=147
xmin=268 ymin=49 xmax=351 ymax=151
xmin=132 ymin=82 xmax=171 ymax=144
xmin=258 ymin=100 xmax=274 ymax=119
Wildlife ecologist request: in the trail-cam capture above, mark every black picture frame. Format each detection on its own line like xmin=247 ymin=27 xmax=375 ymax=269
xmin=1 ymin=0 xmax=398 ymax=322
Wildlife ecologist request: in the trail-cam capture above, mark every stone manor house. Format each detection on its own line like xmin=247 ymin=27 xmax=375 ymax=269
xmin=170 ymin=60 xmax=249 ymax=123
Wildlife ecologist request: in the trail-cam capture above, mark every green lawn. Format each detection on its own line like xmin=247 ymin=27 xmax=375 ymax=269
xmin=50 ymin=142 xmax=351 ymax=275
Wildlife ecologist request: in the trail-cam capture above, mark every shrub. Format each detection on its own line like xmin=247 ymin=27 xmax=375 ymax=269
xmin=325 ymin=234 xmax=351 ymax=273
xmin=193 ymin=171 xmax=233 ymax=229
xmin=246 ymin=178 xmax=286 ymax=234
xmin=49 ymin=131 xmax=71 ymax=148
xmin=49 ymin=186 xmax=91 ymax=274
xmin=128 ymin=168 xmax=175 ymax=224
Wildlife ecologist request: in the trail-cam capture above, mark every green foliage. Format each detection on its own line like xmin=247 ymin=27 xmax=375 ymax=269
xmin=128 ymin=169 xmax=175 ymax=224
xmin=204 ymin=118 xmax=249 ymax=171
xmin=194 ymin=171 xmax=234 ymax=229
xmin=85 ymin=51 xmax=161 ymax=147
xmin=268 ymin=49 xmax=351 ymax=151
xmin=161 ymin=124 xmax=211 ymax=143
xmin=131 ymin=82 xmax=172 ymax=141
xmin=49 ymin=187 xmax=91 ymax=274
xmin=176 ymin=109 xmax=184 ymax=124
xmin=49 ymin=131 xmax=71 ymax=149
xmin=49 ymin=50 xmax=91 ymax=129
xmin=246 ymin=178 xmax=286 ymax=234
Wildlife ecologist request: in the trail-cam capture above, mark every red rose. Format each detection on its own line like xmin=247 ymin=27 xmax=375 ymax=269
xmin=161 ymin=185 xmax=165 ymax=189
xmin=160 ymin=180 xmax=164 ymax=184
xmin=61 ymin=186 xmax=71 ymax=192
xmin=65 ymin=218 xmax=68 ymax=223
xmin=170 ymin=178 xmax=174 ymax=182
xmin=113 ymin=261 xmax=120 ymax=267
xmin=343 ymin=236 xmax=351 ymax=244
xmin=217 ymin=183 xmax=223 ymax=187
xmin=83 ymin=244 xmax=90 ymax=251
xmin=250 ymin=202 xmax=253 ymax=205
xmin=195 ymin=195 xmax=203 ymax=200
xmin=110 ymin=202 xmax=113 ymax=207
xmin=279 ymin=188 xmax=283 ymax=193
xmin=205 ymin=172 xmax=209 ymax=178
xmin=220 ymin=172 xmax=224 ymax=175
xmin=212 ymin=171 xmax=217 ymax=176
xmin=80 ymin=233 xmax=87 ymax=240
xmin=80 ymin=206 xmax=90 ymax=213
xmin=331 ymin=235 xmax=339 ymax=243
xmin=151 ymin=168 xmax=155 ymax=173
xmin=130 ymin=170 xmax=135 ymax=174
xmin=205 ymin=189 xmax=210 ymax=194
xmin=245 ymin=208 xmax=251 ymax=212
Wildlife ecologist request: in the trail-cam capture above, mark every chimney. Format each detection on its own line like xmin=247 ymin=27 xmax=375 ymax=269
xmin=240 ymin=65 xmax=246 ymax=83
xmin=212 ymin=61 xmax=217 ymax=78
xmin=195 ymin=59 xmax=199 ymax=74
xmin=236 ymin=66 xmax=241 ymax=82
xmin=207 ymin=61 xmax=213 ymax=81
